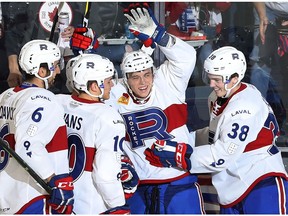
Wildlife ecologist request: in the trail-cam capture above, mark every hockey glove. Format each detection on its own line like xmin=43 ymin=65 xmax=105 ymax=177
xmin=120 ymin=155 xmax=139 ymax=199
xmin=144 ymin=140 xmax=193 ymax=171
xmin=48 ymin=174 xmax=74 ymax=214
xmin=100 ymin=204 xmax=131 ymax=214
xmin=124 ymin=3 xmax=166 ymax=48
xmin=70 ymin=26 xmax=99 ymax=55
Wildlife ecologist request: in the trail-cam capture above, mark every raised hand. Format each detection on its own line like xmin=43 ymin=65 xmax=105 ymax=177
xmin=70 ymin=26 xmax=99 ymax=55
xmin=124 ymin=3 xmax=166 ymax=48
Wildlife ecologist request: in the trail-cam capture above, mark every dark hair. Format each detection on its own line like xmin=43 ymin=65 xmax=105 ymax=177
xmin=229 ymin=73 xmax=239 ymax=80
xmin=39 ymin=63 xmax=49 ymax=70
xmin=23 ymin=63 xmax=50 ymax=81
xmin=76 ymin=80 xmax=98 ymax=94
xmin=87 ymin=80 xmax=99 ymax=90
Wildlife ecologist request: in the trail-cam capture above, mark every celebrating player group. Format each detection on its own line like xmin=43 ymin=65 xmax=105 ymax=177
xmin=0 ymin=2 xmax=287 ymax=215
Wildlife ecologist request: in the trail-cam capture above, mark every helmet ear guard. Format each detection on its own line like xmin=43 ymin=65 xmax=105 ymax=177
xmin=203 ymin=46 xmax=247 ymax=85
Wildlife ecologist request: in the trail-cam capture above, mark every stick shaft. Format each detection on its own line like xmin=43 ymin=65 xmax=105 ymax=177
xmin=49 ymin=2 xmax=65 ymax=42
xmin=0 ymin=138 xmax=52 ymax=194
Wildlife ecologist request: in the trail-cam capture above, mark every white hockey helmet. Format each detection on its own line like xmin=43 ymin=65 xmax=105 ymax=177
xmin=65 ymin=55 xmax=82 ymax=93
xmin=72 ymin=54 xmax=116 ymax=98
xmin=19 ymin=40 xmax=61 ymax=75
xmin=19 ymin=40 xmax=61 ymax=89
xmin=203 ymin=46 xmax=247 ymax=84
xmin=121 ymin=50 xmax=154 ymax=81
xmin=120 ymin=50 xmax=155 ymax=103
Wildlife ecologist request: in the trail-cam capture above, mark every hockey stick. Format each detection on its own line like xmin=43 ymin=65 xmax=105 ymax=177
xmin=0 ymin=138 xmax=76 ymax=214
xmin=78 ymin=1 xmax=92 ymax=55
xmin=49 ymin=2 xmax=65 ymax=42
xmin=83 ymin=1 xmax=92 ymax=27
xmin=0 ymin=138 xmax=52 ymax=194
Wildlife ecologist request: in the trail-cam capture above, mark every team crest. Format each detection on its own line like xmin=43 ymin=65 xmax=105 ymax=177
xmin=117 ymin=93 xmax=130 ymax=105
xmin=38 ymin=2 xmax=73 ymax=32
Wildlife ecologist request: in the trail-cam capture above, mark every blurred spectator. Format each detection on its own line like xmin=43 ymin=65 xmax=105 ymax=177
xmin=3 ymin=2 xmax=140 ymax=94
xmin=189 ymin=2 xmax=232 ymax=87
xmin=0 ymin=2 xmax=9 ymax=94
xmin=165 ymin=2 xmax=230 ymax=40
xmin=0 ymin=3 xmax=3 ymax=39
xmin=165 ymin=2 xmax=190 ymax=38
xmin=249 ymin=2 xmax=288 ymax=133
xmin=2 ymin=2 xmax=74 ymax=92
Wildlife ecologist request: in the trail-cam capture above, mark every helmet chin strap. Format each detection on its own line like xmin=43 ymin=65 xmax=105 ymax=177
xmin=35 ymin=67 xmax=55 ymax=89
xmin=123 ymin=67 xmax=155 ymax=104
xmin=223 ymin=84 xmax=232 ymax=98
xmin=134 ymin=89 xmax=152 ymax=104
xmin=85 ymin=88 xmax=104 ymax=99
xmin=223 ymin=79 xmax=241 ymax=98
xmin=75 ymin=81 xmax=104 ymax=100
xmin=124 ymin=81 xmax=153 ymax=104
xmin=43 ymin=79 xmax=49 ymax=90
xmin=35 ymin=73 xmax=50 ymax=89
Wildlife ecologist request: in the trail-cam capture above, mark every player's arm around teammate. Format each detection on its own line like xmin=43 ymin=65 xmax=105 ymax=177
xmin=145 ymin=46 xmax=288 ymax=214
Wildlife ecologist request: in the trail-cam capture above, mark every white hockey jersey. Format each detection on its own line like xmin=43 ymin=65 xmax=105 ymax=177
xmin=191 ymin=83 xmax=288 ymax=206
xmin=0 ymin=85 xmax=69 ymax=214
xmin=107 ymin=36 xmax=197 ymax=183
xmin=56 ymin=94 xmax=126 ymax=214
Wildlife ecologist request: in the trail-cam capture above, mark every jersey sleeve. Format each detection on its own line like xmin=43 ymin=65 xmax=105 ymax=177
xmin=92 ymin=149 xmax=126 ymax=208
xmin=156 ymin=35 xmax=197 ymax=101
xmin=190 ymin=99 xmax=269 ymax=173
xmin=15 ymin=90 xmax=69 ymax=179
xmin=91 ymin=106 xmax=126 ymax=208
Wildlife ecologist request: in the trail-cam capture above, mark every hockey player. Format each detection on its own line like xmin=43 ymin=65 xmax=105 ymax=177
xmin=106 ymin=3 xmax=204 ymax=214
xmin=58 ymin=54 xmax=138 ymax=214
xmin=0 ymin=39 xmax=74 ymax=214
xmin=145 ymin=46 xmax=288 ymax=214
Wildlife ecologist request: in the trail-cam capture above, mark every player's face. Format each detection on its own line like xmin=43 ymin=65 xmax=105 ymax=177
xmin=102 ymin=76 xmax=115 ymax=100
xmin=127 ymin=68 xmax=153 ymax=99
xmin=208 ymin=74 xmax=227 ymax=97
xmin=47 ymin=61 xmax=61 ymax=87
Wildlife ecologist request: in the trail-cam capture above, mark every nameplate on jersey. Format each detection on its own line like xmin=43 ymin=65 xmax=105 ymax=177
xmin=121 ymin=107 xmax=174 ymax=149
xmin=0 ymin=106 xmax=15 ymax=120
